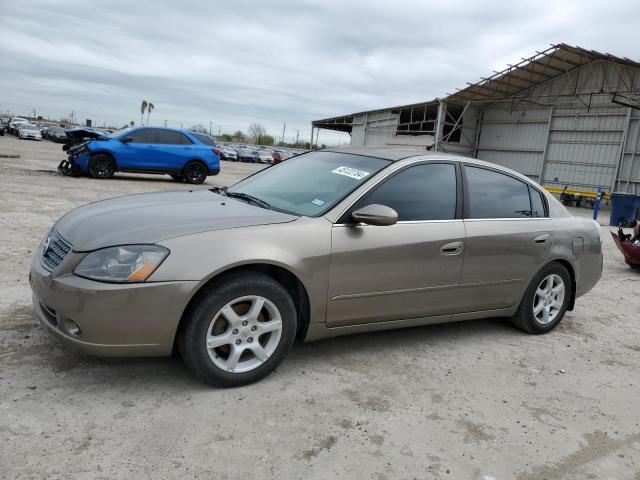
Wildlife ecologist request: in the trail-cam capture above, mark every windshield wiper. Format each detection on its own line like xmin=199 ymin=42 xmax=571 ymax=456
xmin=211 ymin=186 xmax=272 ymax=210
xmin=225 ymin=191 xmax=272 ymax=210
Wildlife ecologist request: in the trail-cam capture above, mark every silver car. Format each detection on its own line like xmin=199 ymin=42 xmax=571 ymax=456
xmin=19 ymin=123 xmax=42 ymax=141
xmin=30 ymin=148 xmax=603 ymax=387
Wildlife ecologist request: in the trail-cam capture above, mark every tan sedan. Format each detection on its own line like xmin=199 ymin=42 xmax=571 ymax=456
xmin=30 ymin=148 xmax=603 ymax=386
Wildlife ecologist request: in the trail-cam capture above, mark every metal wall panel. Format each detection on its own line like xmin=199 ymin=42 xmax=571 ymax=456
xmin=474 ymin=61 xmax=639 ymax=193
xmin=618 ymin=115 xmax=640 ymax=194
xmin=541 ymin=107 xmax=627 ymax=191
xmin=476 ymin=108 xmax=551 ymax=181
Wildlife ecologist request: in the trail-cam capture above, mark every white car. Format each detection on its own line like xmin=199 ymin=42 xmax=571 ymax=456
xmin=19 ymin=124 xmax=43 ymax=141
xmin=9 ymin=118 xmax=28 ymax=135
xmin=257 ymin=150 xmax=273 ymax=163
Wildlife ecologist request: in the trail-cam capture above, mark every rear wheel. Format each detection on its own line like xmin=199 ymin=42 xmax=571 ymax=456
xmin=510 ymin=262 xmax=571 ymax=334
xmin=179 ymin=273 xmax=297 ymax=387
xmin=183 ymin=161 xmax=207 ymax=184
xmin=88 ymin=154 xmax=116 ymax=179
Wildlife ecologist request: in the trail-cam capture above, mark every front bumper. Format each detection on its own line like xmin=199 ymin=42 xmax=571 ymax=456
xmin=29 ymin=250 xmax=198 ymax=357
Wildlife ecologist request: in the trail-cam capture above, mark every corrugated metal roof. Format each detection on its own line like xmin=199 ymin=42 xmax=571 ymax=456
xmin=313 ymin=44 xmax=640 ymax=132
xmin=446 ymin=43 xmax=640 ymax=105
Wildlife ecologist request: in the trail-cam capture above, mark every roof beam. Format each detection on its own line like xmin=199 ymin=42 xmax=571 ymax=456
xmin=465 ymin=82 xmax=515 ymax=97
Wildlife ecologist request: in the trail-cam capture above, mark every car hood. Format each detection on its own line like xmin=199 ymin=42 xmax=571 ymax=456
xmin=55 ymin=189 xmax=298 ymax=251
xmin=66 ymin=128 xmax=108 ymax=141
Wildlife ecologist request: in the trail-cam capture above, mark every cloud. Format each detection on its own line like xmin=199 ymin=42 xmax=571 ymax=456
xmin=1 ymin=0 xmax=638 ymax=144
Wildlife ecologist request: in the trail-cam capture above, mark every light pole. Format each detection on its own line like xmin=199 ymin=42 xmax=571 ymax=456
xmin=209 ymin=121 xmax=212 ymax=136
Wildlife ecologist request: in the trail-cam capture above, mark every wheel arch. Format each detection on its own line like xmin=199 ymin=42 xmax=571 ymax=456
xmin=89 ymin=150 xmax=118 ymax=168
xmin=173 ymin=263 xmax=311 ymax=352
xmin=541 ymin=258 xmax=576 ymax=311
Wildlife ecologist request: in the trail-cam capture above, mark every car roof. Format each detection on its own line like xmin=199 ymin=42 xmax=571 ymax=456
xmin=323 ymin=146 xmax=442 ymax=161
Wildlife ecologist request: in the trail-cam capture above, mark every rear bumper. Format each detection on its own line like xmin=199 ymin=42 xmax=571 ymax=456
xmin=29 ymin=253 xmax=198 ymax=357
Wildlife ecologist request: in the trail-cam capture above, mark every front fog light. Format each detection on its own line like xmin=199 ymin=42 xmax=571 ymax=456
xmin=74 ymin=245 xmax=169 ymax=283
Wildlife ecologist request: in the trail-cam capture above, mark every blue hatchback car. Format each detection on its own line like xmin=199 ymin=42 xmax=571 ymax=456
xmin=64 ymin=127 xmax=221 ymax=184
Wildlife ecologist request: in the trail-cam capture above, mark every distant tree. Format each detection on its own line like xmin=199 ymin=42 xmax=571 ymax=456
xmin=129 ymin=121 xmax=135 ymax=127
xmin=140 ymin=100 xmax=148 ymax=125
xmin=146 ymin=102 xmax=154 ymax=124
xmin=233 ymin=130 xmax=245 ymax=140
xmin=219 ymin=133 xmax=233 ymax=141
xmin=259 ymin=134 xmax=274 ymax=146
xmin=248 ymin=123 xmax=267 ymax=144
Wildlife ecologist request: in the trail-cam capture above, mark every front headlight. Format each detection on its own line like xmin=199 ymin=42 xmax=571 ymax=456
xmin=74 ymin=245 xmax=169 ymax=283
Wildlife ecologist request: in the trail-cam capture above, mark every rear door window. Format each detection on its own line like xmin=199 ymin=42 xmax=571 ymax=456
xmin=157 ymin=130 xmax=191 ymax=145
xmin=465 ymin=165 xmax=533 ymax=219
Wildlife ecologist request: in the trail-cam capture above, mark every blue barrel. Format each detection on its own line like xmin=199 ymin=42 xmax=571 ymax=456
xmin=609 ymin=192 xmax=640 ymax=226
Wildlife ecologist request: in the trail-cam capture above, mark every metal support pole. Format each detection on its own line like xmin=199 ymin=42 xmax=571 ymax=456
xmin=625 ymin=118 xmax=639 ymax=191
xmin=473 ymin=110 xmax=484 ymax=158
xmin=612 ymin=108 xmax=632 ymax=192
xmin=537 ymin=107 xmax=554 ymax=185
xmin=434 ymin=101 xmax=446 ymax=151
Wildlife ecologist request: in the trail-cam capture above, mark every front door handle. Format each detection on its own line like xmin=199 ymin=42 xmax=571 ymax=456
xmin=534 ymin=233 xmax=550 ymax=244
xmin=440 ymin=241 xmax=463 ymax=256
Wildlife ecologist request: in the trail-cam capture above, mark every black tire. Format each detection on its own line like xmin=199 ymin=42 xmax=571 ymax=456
xmin=183 ymin=161 xmax=207 ymax=184
xmin=170 ymin=174 xmax=183 ymax=182
xmin=510 ymin=262 xmax=571 ymax=334
xmin=178 ymin=272 xmax=297 ymax=387
xmin=88 ymin=153 xmax=116 ymax=179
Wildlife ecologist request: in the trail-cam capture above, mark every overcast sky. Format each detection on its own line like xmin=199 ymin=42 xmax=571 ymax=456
xmin=1 ymin=0 xmax=639 ymax=144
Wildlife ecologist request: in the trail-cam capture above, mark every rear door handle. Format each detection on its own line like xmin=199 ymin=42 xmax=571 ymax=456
xmin=534 ymin=233 xmax=550 ymax=244
xmin=440 ymin=241 xmax=463 ymax=256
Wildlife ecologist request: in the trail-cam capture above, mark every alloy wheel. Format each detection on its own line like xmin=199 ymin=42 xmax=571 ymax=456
xmin=93 ymin=158 xmax=114 ymax=178
xmin=185 ymin=163 xmax=206 ymax=184
xmin=205 ymin=295 xmax=283 ymax=373
xmin=532 ymin=273 xmax=565 ymax=325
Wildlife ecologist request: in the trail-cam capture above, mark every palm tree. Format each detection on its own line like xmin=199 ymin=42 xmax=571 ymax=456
xmin=146 ymin=102 xmax=154 ymax=125
xmin=140 ymin=100 xmax=148 ymax=126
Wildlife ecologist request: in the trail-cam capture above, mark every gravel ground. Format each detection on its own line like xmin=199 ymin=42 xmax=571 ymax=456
xmin=1 ymin=135 xmax=639 ymax=479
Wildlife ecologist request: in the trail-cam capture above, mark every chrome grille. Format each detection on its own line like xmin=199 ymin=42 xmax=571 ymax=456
xmin=41 ymin=230 xmax=72 ymax=271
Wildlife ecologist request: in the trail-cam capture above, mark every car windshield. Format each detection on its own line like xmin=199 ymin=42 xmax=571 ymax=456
xmin=24 ymin=124 xmax=38 ymax=130
xmin=227 ymin=151 xmax=391 ymax=216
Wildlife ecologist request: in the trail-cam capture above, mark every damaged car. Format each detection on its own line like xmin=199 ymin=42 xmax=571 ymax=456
xmin=612 ymin=221 xmax=640 ymax=270
xmin=58 ymin=126 xmax=221 ymax=184
xmin=31 ymin=148 xmax=603 ymax=387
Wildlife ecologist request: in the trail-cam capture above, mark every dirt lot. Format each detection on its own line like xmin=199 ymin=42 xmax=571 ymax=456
xmin=1 ymin=135 xmax=639 ymax=479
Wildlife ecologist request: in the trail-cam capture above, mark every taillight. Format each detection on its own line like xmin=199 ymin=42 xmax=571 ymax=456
xmin=212 ymin=149 xmax=221 ymax=155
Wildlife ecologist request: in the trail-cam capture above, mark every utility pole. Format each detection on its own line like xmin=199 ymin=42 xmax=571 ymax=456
xmin=281 ymin=122 xmax=286 ymax=144
xmin=218 ymin=125 xmax=221 ymax=136
xmin=294 ymin=129 xmax=300 ymax=146
xmin=164 ymin=120 xmax=167 ymax=128
xmin=209 ymin=121 xmax=213 ymax=136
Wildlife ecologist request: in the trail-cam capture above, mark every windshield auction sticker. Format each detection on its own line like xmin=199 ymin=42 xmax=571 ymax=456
xmin=331 ymin=166 xmax=371 ymax=180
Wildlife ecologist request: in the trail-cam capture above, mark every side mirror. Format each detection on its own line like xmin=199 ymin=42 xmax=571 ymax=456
xmin=351 ymin=204 xmax=398 ymax=226
xmin=121 ymin=136 xmax=133 ymax=143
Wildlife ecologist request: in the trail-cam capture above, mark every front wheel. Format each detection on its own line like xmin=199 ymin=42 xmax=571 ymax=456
xmin=88 ymin=154 xmax=116 ymax=179
xmin=178 ymin=273 xmax=297 ymax=387
xmin=183 ymin=161 xmax=207 ymax=184
xmin=510 ymin=262 xmax=571 ymax=334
